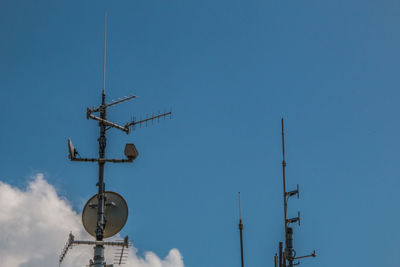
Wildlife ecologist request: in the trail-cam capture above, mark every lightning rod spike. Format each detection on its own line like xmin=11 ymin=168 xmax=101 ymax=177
xmin=238 ymin=192 xmax=242 ymax=221
xmin=102 ymin=10 xmax=107 ymax=103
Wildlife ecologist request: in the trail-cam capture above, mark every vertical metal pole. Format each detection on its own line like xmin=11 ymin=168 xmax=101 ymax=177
xmin=239 ymin=224 xmax=244 ymax=267
xmin=281 ymin=118 xmax=288 ymax=267
xmin=238 ymin=192 xmax=244 ymax=267
xmin=279 ymin=242 xmax=283 ymax=267
xmin=94 ymin=11 xmax=107 ymax=267
xmin=286 ymin=227 xmax=294 ymax=267
xmin=94 ymin=102 xmax=106 ymax=267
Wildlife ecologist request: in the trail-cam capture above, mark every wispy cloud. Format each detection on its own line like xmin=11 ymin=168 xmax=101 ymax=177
xmin=0 ymin=174 xmax=184 ymax=267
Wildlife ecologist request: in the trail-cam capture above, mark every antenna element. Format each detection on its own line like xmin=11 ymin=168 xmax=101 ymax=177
xmin=102 ymin=11 xmax=107 ymax=96
xmin=275 ymin=118 xmax=316 ymax=267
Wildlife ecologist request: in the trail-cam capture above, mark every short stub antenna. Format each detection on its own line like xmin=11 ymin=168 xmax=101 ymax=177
xmin=238 ymin=192 xmax=245 ymax=267
xmin=60 ymin=12 xmax=173 ymax=267
xmin=274 ymin=118 xmax=316 ymax=267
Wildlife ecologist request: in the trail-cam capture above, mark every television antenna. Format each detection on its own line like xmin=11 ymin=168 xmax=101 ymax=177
xmin=59 ymin=12 xmax=172 ymax=267
xmin=274 ymin=118 xmax=316 ymax=267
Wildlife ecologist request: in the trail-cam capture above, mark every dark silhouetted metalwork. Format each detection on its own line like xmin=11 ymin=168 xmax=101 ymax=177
xmin=238 ymin=192 xmax=244 ymax=267
xmin=59 ymin=12 xmax=172 ymax=267
xmin=274 ymin=118 xmax=316 ymax=267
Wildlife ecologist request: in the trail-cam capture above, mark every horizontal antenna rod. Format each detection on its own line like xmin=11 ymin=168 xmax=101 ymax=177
xmin=71 ymin=158 xmax=133 ymax=163
xmin=73 ymin=239 xmax=129 ymax=247
xmin=88 ymin=114 xmax=129 ymax=133
xmin=294 ymin=251 xmax=317 ymax=260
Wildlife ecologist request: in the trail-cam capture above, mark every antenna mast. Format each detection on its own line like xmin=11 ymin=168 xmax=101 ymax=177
xmin=59 ymin=12 xmax=172 ymax=267
xmin=275 ymin=118 xmax=316 ymax=267
xmin=238 ymin=192 xmax=244 ymax=267
xmin=93 ymin=12 xmax=108 ymax=267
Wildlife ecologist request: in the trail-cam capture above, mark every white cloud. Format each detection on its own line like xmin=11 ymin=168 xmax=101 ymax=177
xmin=0 ymin=174 xmax=184 ymax=267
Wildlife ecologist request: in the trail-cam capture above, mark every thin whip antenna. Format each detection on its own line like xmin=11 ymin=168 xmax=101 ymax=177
xmin=281 ymin=118 xmax=285 ymax=162
xmin=238 ymin=192 xmax=242 ymax=220
xmin=238 ymin=192 xmax=244 ymax=267
xmin=281 ymin=118 xmax=288 ymax=258
xmin=102 ymin=11 xmax=107 ymax=99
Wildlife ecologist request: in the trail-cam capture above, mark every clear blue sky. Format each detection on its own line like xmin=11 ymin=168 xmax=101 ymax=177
xmin=1 ymin=0 xmax=400 ymax=266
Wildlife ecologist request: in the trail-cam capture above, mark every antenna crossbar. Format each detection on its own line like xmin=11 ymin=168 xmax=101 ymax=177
xmin=73 ymin=240 xmax=128 ymax=247
xmin=71 ymin=158 xmax=133 ymax=163
xmin=87 ymin=106 xmax=171 ymax=134
xmin=294 ymin=251 xmax=317 ymax=260
xmin=87 ymin=114 xmax=129 ymax=133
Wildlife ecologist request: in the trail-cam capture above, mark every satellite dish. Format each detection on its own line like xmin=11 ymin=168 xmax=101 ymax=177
xmin=67 ymin=139 xmax=76 ymax=159
xmin=82 ymin=191 xmax=129 ymax=238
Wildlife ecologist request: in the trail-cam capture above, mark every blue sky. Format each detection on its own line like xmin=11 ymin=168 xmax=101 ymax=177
xmin=1 ymin=0 xmax=400 ymax=266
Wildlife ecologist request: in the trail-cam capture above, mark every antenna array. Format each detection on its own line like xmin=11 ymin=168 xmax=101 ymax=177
xmin=59 ymin=234 xmax=131 ymax=266
xmin=59 ymin=13 xmax=172 ymax=267
xmin=274 ymin=118 xmax=316 ymax=267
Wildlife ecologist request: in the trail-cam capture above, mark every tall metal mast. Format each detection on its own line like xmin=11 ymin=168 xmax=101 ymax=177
xmin=93 ymin=11 xmax=108 ymax=267
xmin=59 ymin=12 xmax=172 ymax=267
xmin=281 ymin=118 xmax=288 ymax=266
xmin=275 ymin=118 xmax=316 ymax=267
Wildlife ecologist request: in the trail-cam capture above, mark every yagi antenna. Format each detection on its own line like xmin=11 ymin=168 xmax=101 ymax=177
xmin=274 ymin=118 xmax=316 ymax=267
xmin=125 ymin=108 xmax=172 ymax=132
xmin=113 ymin=236 xmax=131 ymax=265
xmin=59 ymin=233 xmax=130 ymax=266
xmin=60 ymin=12 xmax=173 ymax=267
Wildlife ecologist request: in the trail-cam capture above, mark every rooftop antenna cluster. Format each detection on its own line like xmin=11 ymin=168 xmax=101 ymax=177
xmin=274 ymin=118 xmax=316 ymax=267
xmin=59 ymin=12 xmax=172 ymax=267
xmin=236 ymin=119 xmax=317 ymax=267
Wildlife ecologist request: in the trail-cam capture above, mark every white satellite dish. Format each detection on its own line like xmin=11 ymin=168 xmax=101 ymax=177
xmin=82 ymin=191 xmax=129 ymax=238
xmin=67 ymin=139 xmax=77 ymax=160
